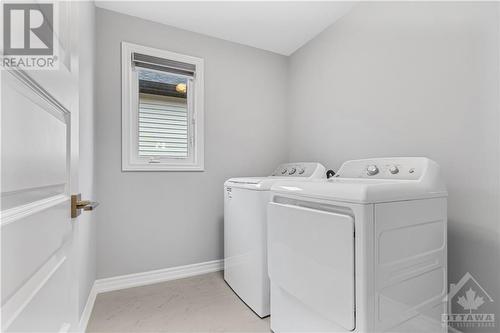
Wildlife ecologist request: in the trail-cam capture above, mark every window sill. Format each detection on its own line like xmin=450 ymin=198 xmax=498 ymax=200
xmin=122 ymin=163 xmax=205 ymax=172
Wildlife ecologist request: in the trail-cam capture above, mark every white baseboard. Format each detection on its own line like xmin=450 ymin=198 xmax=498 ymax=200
xmin=78 ymin=285 xmax=98 ymax=333
xmin=94 ymin=259 xmax=224 ymax=293
xmin=78 ymin=259 xmax=223 ymax=332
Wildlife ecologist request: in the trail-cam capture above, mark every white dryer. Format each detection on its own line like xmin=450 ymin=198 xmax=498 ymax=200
xmin=224 ymin=162 xmax=326 ymax=318
xmin=268 ymin=157 xmax=447 ymax=332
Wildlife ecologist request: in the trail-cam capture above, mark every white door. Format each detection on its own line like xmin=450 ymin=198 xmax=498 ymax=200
xmin=1 ymin=3 xmax=81 ymax=332
xmin=268 ymin=202 xmax=355 ymax=331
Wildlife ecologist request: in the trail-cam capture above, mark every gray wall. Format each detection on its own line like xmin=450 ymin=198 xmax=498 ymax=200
xmin=95 ymin=8 xmax=288 ymax=278
xmin=287 ymin=2 xmax=500 ymax=329
xmin=77 ymin=1 xmax=97 ymax=319
xmin=96 ymin=6 xmax=500 ymax=326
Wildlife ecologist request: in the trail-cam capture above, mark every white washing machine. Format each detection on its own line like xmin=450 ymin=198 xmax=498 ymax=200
xmin=224 ymin=162 xmax=326 ymax=318
xmin=268 ymin=157 xmax=448 ymax=332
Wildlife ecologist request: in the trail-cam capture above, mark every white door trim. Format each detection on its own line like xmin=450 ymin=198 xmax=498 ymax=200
xmin=0 ymin=194 xmax=69 ymax=227
xmin=78 ymin=285 xmax=98 ymax=333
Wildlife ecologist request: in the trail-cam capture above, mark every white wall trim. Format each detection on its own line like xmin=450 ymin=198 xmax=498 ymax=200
xmin=78 ymin=285 xmax=98 ymax=333
xmin=95 ymin=259 xmax=223 ymax=293
xmin=78 ymin=259 xmax=223 ymax=332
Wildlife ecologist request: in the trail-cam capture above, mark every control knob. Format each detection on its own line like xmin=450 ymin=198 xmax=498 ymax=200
xmin=389 ymin=165 xmax=399 ymax=174
xmin=289 ymin=167 xmax=297 ymax=175
xmin=366 ymin=165 xmax=379 ymax=176
xmin=298 ymin=168 xmax=305 ymax=175
xmin=281 ymin=168 xmax=288 ymax=175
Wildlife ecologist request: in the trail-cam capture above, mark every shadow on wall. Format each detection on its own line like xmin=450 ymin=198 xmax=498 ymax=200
xmin=448 ymin=221 xmax=500 ymax=333
xmin=218 ymin=216 xmax=224 ymax=256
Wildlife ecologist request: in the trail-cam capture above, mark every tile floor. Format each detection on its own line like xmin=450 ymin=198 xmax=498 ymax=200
xmin=86 ymin=271 xmax=270 ymax=332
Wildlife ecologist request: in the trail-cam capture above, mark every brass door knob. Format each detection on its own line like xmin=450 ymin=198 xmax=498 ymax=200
xmin=71 ymin=194 xmax=99 ymax=218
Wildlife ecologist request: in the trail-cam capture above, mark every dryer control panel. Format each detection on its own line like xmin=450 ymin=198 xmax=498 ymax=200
xmin=335 ymin=157 xmax=430 ymax=180
xmin=271 ymin=162 xmax=326 ymax=179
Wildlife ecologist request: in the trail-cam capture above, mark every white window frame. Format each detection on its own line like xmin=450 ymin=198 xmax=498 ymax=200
xmin=121 ymin=42 xmax=204 ymax=171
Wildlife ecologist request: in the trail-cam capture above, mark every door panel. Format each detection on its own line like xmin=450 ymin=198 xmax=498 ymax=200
xmin=268 ymin=202 xmax=355 ymax=331
xmin=1 ymin=2 xmax=80 ymax=331
xmin=1 ymin=69 xmax=75 ymax=332
xmin=3 ymin=253 xmax=73 ymax=333
xmin=1 ymin=72 xmax=67 ymax=193
xmin=1 ymin=201 xmax=70 ymax=304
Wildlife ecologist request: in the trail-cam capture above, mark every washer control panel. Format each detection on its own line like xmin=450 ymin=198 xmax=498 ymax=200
xmin=335 ymin=158 xmax=426 ymax=180
xmin=366 ymin=165 xmax=379 ymax=176
xmin=272 ymin=162 xmax=326 ymax=178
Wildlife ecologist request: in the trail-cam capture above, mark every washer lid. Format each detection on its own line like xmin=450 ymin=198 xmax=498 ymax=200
xmin=225 ymin=177 xmax=305 ymax=191
xmin=271 ymin=157 xmax=448 ymax=203
xmin=225 ymin=177 xmax=266 ymax=185
xmin=224 ymin=177 xmax=268 ymax=190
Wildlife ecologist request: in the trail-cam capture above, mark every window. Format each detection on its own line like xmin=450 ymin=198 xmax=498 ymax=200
xmin=121 ymin=42 xmax=204 ymax=171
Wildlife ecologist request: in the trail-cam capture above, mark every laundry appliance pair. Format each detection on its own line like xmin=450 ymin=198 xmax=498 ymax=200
xmin=224 ymin=158 xmax=448 ymax=333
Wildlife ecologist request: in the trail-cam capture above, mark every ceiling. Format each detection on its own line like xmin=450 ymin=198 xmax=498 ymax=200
xmin=95 ymin=1 xmax=355 ymax=56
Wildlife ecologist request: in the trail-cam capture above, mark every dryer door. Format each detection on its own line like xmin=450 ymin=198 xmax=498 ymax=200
xmin=268 ymin=202 xmax=355 ymax=330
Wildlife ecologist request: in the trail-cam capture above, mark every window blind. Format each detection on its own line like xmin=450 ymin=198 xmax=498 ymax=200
xmin=132 ymin=52 xmax=196 ymax=77
xmin=138 ymin=101 xmax=189 ymax=158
